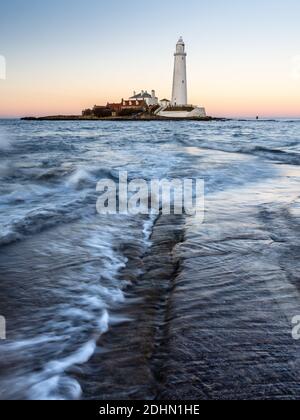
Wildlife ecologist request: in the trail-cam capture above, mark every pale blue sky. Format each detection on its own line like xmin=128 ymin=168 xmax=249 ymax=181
xmin=1 ymin=0 xmax=300 ymax=117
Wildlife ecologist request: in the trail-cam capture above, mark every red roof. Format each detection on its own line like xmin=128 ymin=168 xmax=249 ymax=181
xmin=107 ymin=102 xmax=122 ymax=111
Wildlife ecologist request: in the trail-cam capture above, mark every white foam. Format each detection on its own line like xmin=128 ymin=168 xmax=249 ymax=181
xmin=0 ymin=226 xmax=21 ymax=246
xmin=143 ymin=214 xmax=158 ymax=245
xmin=66 ymin=168 xmax=95 ymax=189
xmin=59 ymin=307 xmax=93 ymax=321
xmin=1 ymin=334 xmax=63 ymax=352
xmin=29 ymin=375 xmax=82 ymax=401
xmin=26 ymin=310 xmax=110 ymax=400
xmin=0 ymin=128 xmax=11 ymax=150
xmin=45 ymin=339 xmax=97 ymax=373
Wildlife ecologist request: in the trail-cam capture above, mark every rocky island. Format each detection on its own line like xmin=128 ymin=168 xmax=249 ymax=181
xmin=22 ymin=38 xmax=217 ymax=122
xmin=21 ymin=114 xmax=217 ymax=122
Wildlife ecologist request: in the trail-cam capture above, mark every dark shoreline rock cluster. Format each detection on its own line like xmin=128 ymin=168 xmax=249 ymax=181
xmin=21 ymin=115 xmax=220 ymax=122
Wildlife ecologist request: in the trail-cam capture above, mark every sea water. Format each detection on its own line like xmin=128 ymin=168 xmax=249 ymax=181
xmin=1 ymin=119 xmax=300 ymax=400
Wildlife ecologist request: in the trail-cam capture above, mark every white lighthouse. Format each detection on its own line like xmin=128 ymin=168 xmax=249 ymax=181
xmin=157 ymin=37 xmax=207 ymax=118
xmin=172 ymin=37 xmax=188 ymax=106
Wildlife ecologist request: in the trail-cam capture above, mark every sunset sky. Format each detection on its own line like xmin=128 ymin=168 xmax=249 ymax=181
xmin=0 ymin=0 xmax=300 ymax=118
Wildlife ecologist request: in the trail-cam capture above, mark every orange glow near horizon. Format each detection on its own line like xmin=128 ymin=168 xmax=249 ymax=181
xmin=1 ymin=49 xmax=300 ymax=119
xmin=1 ymin=81 xmax=299 ymax=119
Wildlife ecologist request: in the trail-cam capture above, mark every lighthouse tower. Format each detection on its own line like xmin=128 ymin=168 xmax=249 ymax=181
xmin=171 ymin=37 xmax=188 ymax=106
xmin=157 ymin=37 xmax=207 ymax=118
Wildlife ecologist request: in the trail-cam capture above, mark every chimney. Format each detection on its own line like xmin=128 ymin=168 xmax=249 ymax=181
xmin=151 ymin=90 xmax=156 ymax=98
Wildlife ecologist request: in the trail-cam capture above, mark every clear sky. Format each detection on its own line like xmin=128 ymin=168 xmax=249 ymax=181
xmin=0 ymin=0 xmax=300 ymax=118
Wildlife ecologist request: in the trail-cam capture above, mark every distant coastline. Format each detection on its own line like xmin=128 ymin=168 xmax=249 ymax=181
xmin=21 ymin=115 xmax=224 ymax=122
